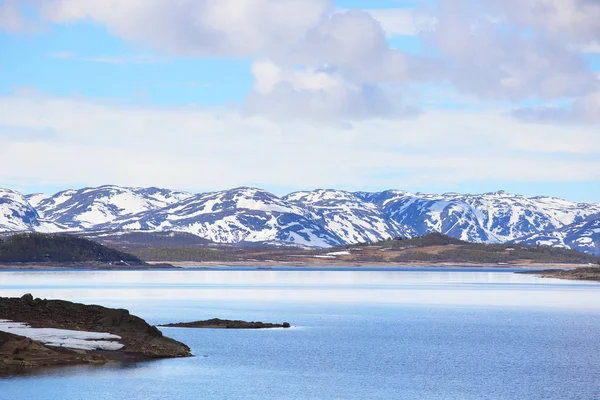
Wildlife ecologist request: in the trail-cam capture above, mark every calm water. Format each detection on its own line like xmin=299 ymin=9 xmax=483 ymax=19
xmin=0 ymin=268 xmax=599 ymax=400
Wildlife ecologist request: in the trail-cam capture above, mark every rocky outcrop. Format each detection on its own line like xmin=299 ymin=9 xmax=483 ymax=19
xmin=161 ymin=318 xmax=291 ymax=329
xmin=0 ymin=294 xmax=191 ymax=372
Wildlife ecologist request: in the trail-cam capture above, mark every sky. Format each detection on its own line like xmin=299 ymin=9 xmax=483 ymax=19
xmin=0 ymin=0 xmax=599 ymax=202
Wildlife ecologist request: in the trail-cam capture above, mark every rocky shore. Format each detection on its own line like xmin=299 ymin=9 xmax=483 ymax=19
xmin=161 ymin=318 xmax=291 ymax=329
xmin=519 ymin=267 xmax=600 ymax=282
xmin=0 ymin=294 xmax=191 ymax=373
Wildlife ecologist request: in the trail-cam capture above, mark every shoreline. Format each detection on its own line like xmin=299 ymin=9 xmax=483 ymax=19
xmin=1 ymin=261 xmax=597 ymax=282
xmin=148 ymin=260 xmax=589 ymax=270
xmin=0 ymin=261 xmax=590 ymax=270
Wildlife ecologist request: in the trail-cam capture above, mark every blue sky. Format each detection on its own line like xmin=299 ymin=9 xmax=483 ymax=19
xmin=0 ymin=0 xmax=599 ymax=202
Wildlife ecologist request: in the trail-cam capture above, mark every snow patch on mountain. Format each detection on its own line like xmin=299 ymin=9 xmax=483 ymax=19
xmin=368 ymin=190 xmax=600 ymax=244
xmin=283 ymin=189 xmax=413 ymax=244
xmin=106 ymin=187 xmax=343 ymax=247
xmin=0 ymin=188 xmax=43 ymax=232
xmin=33 ymin=185 xmax=193 ymax=230
xmin=514 ymin=215 xmax=600 ymax=256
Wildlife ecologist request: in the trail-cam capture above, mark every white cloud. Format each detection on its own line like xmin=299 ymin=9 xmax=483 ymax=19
xmin=34 ymin=0 xmax=333 ymax=58
xmin=0 ymin=0 xmax=32 ymax=32
xmin=579 ymin=41 xmax=600 ymax=54
xmin=0 ymin=91 xmax=598 ymax=192
xmin=11 ymin=1 xmax=414 ymax=120
xmin=246 ymin=60 xmax=415 ymax=121
xmin=0 ymin=125 xmax=62 ymax=142
xmin=3 ymin=0 xmax=600 ymax=124
xmin=494 ymin=0 xmax=600 ymax=46
xmin=365 ymin=8 xmax=434 ymax=37
xmin=423 ymin=1 xmax=597 ymax=100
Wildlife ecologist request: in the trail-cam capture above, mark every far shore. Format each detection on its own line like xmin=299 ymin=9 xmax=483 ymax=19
xmin=150 ymin=260 xmax=590 ymax=269
xmin=0 ymin=261 xmax=588 ymax=270
xmin=0 ymin=262 xmax=177 ymax=271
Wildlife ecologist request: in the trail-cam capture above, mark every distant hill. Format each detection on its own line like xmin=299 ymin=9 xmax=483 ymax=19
xmin=120 ymin=232 xmax=600 ymax=265
xmin=335 ymin=233 xmax=600 ymax=265
xmin=0 ymin=233 xmax=142 ymax=263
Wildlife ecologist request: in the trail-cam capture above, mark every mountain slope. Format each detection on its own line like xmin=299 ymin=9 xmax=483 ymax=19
xmin=514 ymin=215 xmax=600 ymax=256
xmin=33 ymin=185 xmax=193 ymax=230
xmin=0 ymin=188 xmax=60 ymax=232
xmin=283 ymin=189 xmax=414 ymax=244
xmin=105 ymin=187 xmax=344 ymax=247
xmin=363 ymin=190 xmax=600 ymax=244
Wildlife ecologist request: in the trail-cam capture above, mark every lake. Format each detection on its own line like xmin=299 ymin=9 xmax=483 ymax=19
xmin=0 ymin=268 xmax=599 ymax=400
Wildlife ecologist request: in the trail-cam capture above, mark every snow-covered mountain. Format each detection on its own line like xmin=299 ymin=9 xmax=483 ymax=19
xmin=283 ymin=189 xmax=414 ymax=244
xmin=364 ymin=190 xmax=600 ymax=243
xmin=0 ymin=189 xmax=58 ymax=232
xmin=1 ymin=185 xmax=600 ymax=253
xmin=0 ymin=188 xmax=40 ymax=232
xmin=29 ymin=185 xmax=193 ymax=230
xmin=514 ymin=214 xmax=600 ymax=256
xmin=104 ymin=187 xmax=344 ymax=247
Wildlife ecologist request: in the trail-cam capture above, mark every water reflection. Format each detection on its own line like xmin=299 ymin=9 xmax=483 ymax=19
xmin=0 ymin=270 xmax=598 ymax=309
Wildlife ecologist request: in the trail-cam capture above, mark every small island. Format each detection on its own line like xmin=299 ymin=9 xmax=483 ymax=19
xmin=161 ymin=318 xmax=291 ymax=329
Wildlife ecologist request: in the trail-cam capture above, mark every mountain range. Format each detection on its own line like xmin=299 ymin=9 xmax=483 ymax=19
xmin=1 ymin=185 xmax=599 ymax=255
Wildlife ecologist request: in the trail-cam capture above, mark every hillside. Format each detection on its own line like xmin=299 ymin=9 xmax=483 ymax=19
xmin=0 ymin=233 xmax=142 ymax=263
xmin=123 ymin=233 xmax=600 ymax=266
xmin=347 ymin=233 xmax=600 ymax=265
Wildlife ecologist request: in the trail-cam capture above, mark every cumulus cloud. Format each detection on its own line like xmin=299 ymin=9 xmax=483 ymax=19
xmin=246 ymin=60 xmax=417 ymax=121
xmin=34 ymin=0 xmax=332 ymax=57
xmin=3 ymin=1 xmax=416 ymax=120
xmin=3 ymin=0 xmax=600 ymax=124
xmin=421 ymin=0 xmax=597 ymax=100
xmin=492 ymin=0 xmax=600 ymax=46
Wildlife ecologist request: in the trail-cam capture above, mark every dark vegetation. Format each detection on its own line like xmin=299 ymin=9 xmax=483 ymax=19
xmin=390 ymin=246 xmax=599 ymax=264
xmin=330 ymin=233 xmax=600 ymax=264
xmin=119 ymin=232 xmax=600 ymax=265
xmin=375 ymin=232 xmax=466 ymax=248
xmin=3 ymin=231 xmax=595 ymax=266
xmin=130 ymin=247 xmax=238 ymax=262
xmin=0 ymin=233 xmax=141 ymax=263
xmin=79 ymin=230 xmax=213 ymax=250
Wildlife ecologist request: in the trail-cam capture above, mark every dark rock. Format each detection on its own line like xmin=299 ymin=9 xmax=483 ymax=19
xmin=161 ymin=318 xmax=291 ymax=329
xmin=20 ymin=294 xmax=33 ymax=303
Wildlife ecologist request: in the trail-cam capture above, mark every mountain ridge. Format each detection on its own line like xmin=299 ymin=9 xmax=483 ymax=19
xmin=1 ymin=185 xmax=598 ymax=255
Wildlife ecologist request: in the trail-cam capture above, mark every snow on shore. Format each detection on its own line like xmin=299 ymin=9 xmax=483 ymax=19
xmin=0 ymin=320 xmax=124 ymax=351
